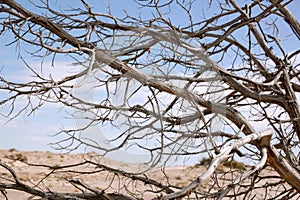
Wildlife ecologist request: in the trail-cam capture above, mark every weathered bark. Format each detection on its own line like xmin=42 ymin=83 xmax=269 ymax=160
xmin=1 ymin=0 xmax=300 ymax=199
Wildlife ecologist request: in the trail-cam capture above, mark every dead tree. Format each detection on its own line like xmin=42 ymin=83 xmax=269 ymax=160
xmin=0 ymin=0 xmax=300 ymax=199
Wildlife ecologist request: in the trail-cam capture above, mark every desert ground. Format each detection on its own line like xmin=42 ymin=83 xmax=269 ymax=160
xmin=0 ymin=148 xmax=296 ymax=199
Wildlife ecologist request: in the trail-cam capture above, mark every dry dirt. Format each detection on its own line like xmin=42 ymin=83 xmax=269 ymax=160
xmin=0 ymin=148 xmax=296 ymax=199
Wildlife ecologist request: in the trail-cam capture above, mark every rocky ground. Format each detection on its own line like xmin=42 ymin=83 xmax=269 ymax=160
xmin=0 ymin=148 xmax=296 ymax=199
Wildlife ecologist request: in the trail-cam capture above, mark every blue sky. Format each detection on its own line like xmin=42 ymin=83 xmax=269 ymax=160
xmin=0 ymin=0 xmax=212 ymax=153
xmin=0 ymin=0 xmax=299 ymax=155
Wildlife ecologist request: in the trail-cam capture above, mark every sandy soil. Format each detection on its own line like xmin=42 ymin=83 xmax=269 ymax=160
xmin=0 ymin=148 xmax=297 ymax=199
